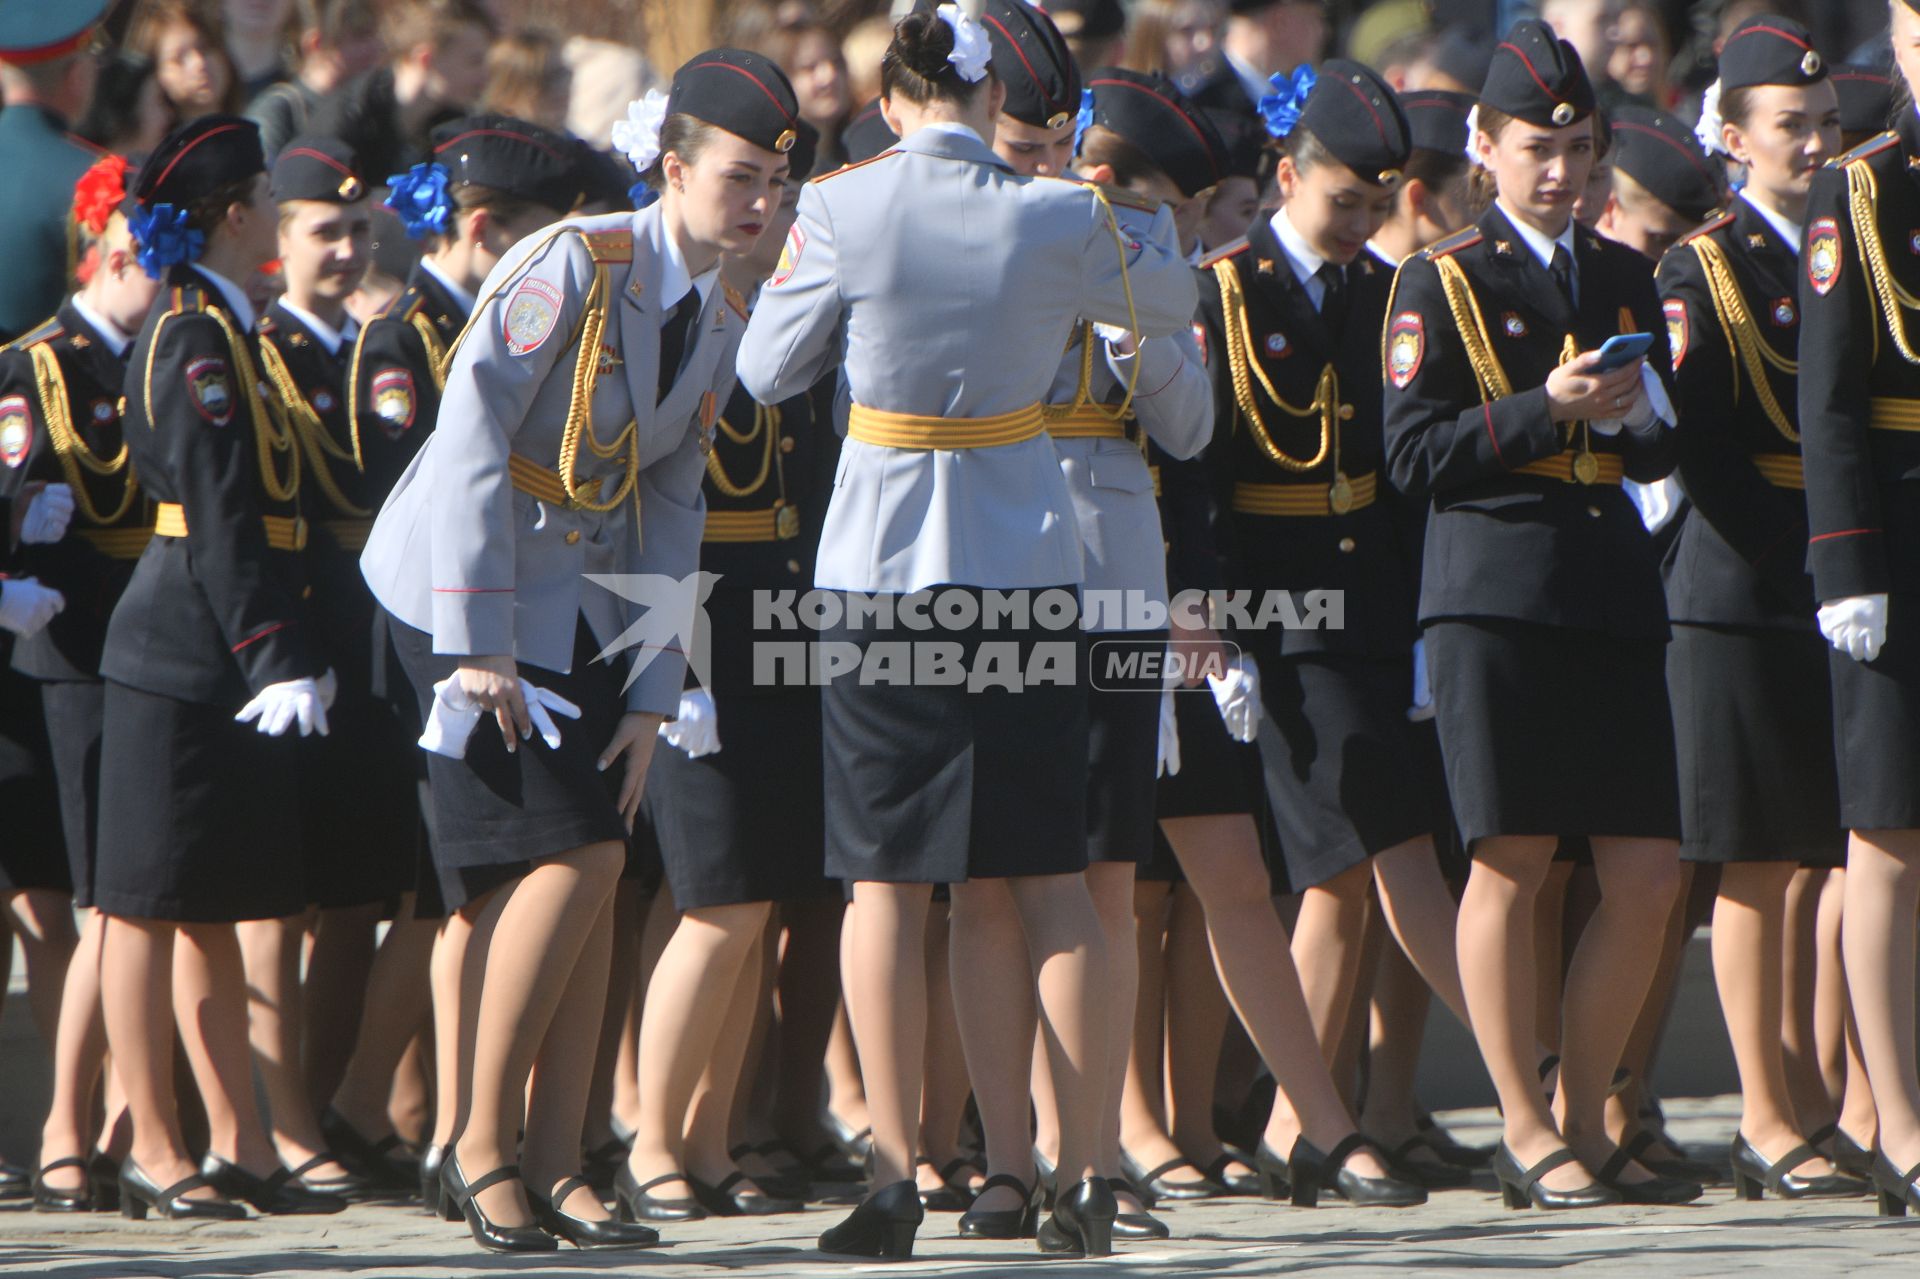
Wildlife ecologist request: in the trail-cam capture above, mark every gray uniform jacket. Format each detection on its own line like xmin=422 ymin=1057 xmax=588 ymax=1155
xmin=735 ymin=124 xmax=1200 ymax=594
xmin=361 ymin=206 xmax=740 ymax=716
xmin=1046 ymin=318 xmax=1211 ymax=631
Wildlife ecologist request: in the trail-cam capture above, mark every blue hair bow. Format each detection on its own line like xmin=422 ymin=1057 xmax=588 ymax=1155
xmin=384 ymin=162 xmax=453 ymax=239
xmin=1072 ymin=88 xmax=1095 ymax=156
xmin=628 ymin=180 xmax=659 ymax=210
xmin=1259 ymin=64 xmax=1318 ymax=140
xmin=128 ymin=203 xmax=204 ymax=279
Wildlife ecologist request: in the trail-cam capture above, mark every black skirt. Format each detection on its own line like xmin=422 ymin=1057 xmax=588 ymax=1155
xmin=297 ymin=678 xmax=424 ymax=909
xmin=646 ymin=690 xmax=834 ymax=909
xmin=820 ymin=587 xmax=1088 ymax=884
xmin=1669 ymin=623 xmax=1844 ymax=864
xmin=1425 ymin=618 xmax=1681 ymax=849
xmin=93 ymin=681 xmax=304 ymax=922
xmin=1829 ymin=592 xmax=1920 ymax=832
xmin=41 ymin=678 xmax=104 ymax=905
xmin=1084 ymin=630 xmax=1167 ymax=864
xmin=389 ymin=614 xmax=629 ymax=912
xmin=0 ymin=664 xmax=68 ymax=894
xmin=1154 ymin=684 xmax=1260 ymax=820
xmin=1257 ymin=654 xmax=1442 ymax=891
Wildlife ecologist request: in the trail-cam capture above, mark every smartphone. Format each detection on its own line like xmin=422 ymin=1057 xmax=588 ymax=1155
xmin=1592 ymin=332 xmax=1655 ymax=373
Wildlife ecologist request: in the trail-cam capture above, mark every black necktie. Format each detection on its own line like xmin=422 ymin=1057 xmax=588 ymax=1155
xmin=657 ymin=289 xmax=701 ymax=404
xmin=1315 ymin=262 xmax=1347 ymax=333
xmin=1550 ymin=245 xmax=1577 ymax=311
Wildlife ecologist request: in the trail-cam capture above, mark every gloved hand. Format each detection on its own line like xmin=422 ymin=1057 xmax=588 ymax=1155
xmin=236 ymin=676 xmax=330 ymax=737
xmin=1156 ymin=686 xmax=1181 ymax=777
xmin=1207 ymin=652 xmax=1260 ymax=744
xmin=1408 ymin=638 xmax=1435 ymax=722
xmin=19 ymin=483 xmax=73 ymax=545
xmin=0 ymin=577 xmax=62 ymax=636
xmin=418 ymin=675 xmax=580 ymax=757
xmin=316 ymin=667 xmax=338 ymax=711
xmin=658 ymin=688 xmax=721 ymax=758
xmin=1819 ymin=594 xmax=1888 ymax=663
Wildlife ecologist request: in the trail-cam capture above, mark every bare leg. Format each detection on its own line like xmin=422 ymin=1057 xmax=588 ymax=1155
xmin=234 ymin=914 xmax=347 ymax=1177
xmin=37 ymin=908 xmax=109 ymax=1195
xmin=683 ymin=927 xmax=772 ymax=1187
xmin=1004 ymin=873 xmax=1110 ymax=1187
xmin=522 ymin=891 xmax=618 ymax=1220
xmin=841 ymin=881 xmax=933 ymax=1188
xmin=5 ymin=889 xmax=76 ymax=1043
xmin=1162 ymin=882 xmax=1243 ymax=1177
xmin=771 ymin=899 xmax=844 ymax=1156
xmin=585 ymin=880 xmax=642 ymax=1154
xmin=1841 ymin=830 xmax=1920 ymax=1171
xmin=1082 ymin=861 xmax=1147 ymax=1212
xmin=948 ymin=878 xmax=1037 ymax=1212
xmin=921 ymin=900 xmax=979 ymax=1193
xmin=1288 ymin=860 xmax=1371 ymax=1070
xmin=101 ymin=919 xmax=220 ymax=1202
xmin=1534 ymin=862 xmax=1572 ymax=1056
xmin=1120 ymin=880 xmax=1203 ymax=1184
xmin=1358 ymin=940 xmax=1435 ymax=1156
xmin=1613 ymin=865 xmax=1702 ymax=1138
xmin=425 ymin=910 xmax=474 ymax=1153
xmin=1783 ymin=868 xmax=1837 ymax=1135
xmin=1372 ymin=838 xmax=1472 ymax=1024
xmin=329 ymin=910 xmax=436 ymax=1140
xmin=302 ymin=901 xmax=382 ymax=1103
xmin=175 ymin=923 xmax=291 ymax=1175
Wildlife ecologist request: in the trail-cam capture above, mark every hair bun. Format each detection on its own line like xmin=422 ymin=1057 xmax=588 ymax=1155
xmin=890 ymin=10 xmax=958 ymax=82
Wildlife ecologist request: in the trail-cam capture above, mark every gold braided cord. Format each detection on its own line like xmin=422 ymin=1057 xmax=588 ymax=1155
xmin=409 ymin=312 xmax=450 ymax=392
xmin=1082 ymin=185 xmax=1144 ymax=424
xmin=1848 ymin=158 xmax=1920 ymax=366
xmin=29 ymin=342 xmax=139 ymax=526
xmin=1432 ymin=256 xmax=1592 ymax=454
xmin=705 ymin=403 xmax=778 ymax=498
xmin=259 ymin=335 xmax=369 ymax=518
xmin=201 ymin=305 xmax=300 ymax=503
xmin=1213 ymin=257 xmax=1337 ymax=472
xmin=1690 ymin=234 xmax=1800 ymax=443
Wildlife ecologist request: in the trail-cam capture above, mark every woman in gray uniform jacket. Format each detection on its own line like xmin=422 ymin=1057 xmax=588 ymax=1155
xmin=360 ymin=51 xmax=802 ymax=1253
xmin=737 ymin=5 xmax=1197 ymax=1260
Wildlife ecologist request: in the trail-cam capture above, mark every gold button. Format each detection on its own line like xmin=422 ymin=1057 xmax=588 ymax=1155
xmin=1338 ymin=404 xmax=1355 ymax=421
xmin=779 ymin=436 xmax=796 ymax=454
xmin=786 ymin=559 xmax=801 ymax=573
xmin=1586 ymin=506 xmax=1602 ymax=519
xmin=1338 ymin=537 xmax=1356 ymax=553
xmin=564 ymin=530 xmax=581 ymax=545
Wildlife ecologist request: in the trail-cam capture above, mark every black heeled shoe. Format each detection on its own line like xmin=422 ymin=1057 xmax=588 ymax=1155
xmin=613 ymin=1163 xmax=708 ymax=1222
xmin=0 ymin=1158 xmax=27 ymax=1201
xmin=1416 ymin=1112 xmax=1493 ymax=1168
xmin=1032 ymin=1145 xmax=1059 ymax=1206
xmin=819 ymin=1178 xmax=923 ymax=1260
xmin=1871 ymin=1150 xmax=1920 ymax=1217
xmin=1491 ymin=1143 xmax=1619 ymax=1210
xmin=726 ymin=1141 xmax=809 ymax=1202
xmin=1251 ymin=1140 xmax=1291 ymax=1200
xmin=690 ymin=1169 xmax=803 ymax=1216
xmin=1108 ymin=1177 xmax=1171 ymax=1240
xmin=1622 ymin=1129 xmax=1723 ymax=1184
xmin=1036 ymin=1176 xmax=1117 ymax=1257
xmin=280 ymin=1151 xmax=374 ymax=1201
xmin=198 ymin=1153 xmax=347 ymax=1215
xmin=88 ymin=1152 xmax=121 ymax=1213
xmin=419 ymin=1144 xmax=458 ymax=1219
xmin=528 ymin=1175 xmax=661 ymax=1249
xmin=824 ymin=1110 xmax=874 ymax=1166
xmin=1387 ymin=1136 xmax=1473 ymax=1190
xmin=441 ymin=1154 xmax=556 ymax=1253
xmin=1595 ymin=1144 xmax=1703 ymax=1205
xmin=1286 ymin=1135 xmax=1426 ymax=1208
xmin=1729 ymin=1134 xmax=1865 ymax=1200
xmin=1122 ymin=1151 xmax=1222 ymax=1202
xmin=318 ymin=1107 xmax=414 ymax=1192
xmin=958 ymin=1174 xmax=1040 ymax=1238
xmin=1831 ymin=1128 xmax=1875 ymax=1179
xmin=119 ymin=1159 xmax=248 ymax=1221
xmin=32 ymin=1157 xmax=95 ymax=1212
xmin=584 ymin=1138 xmax=631 ymax=1195
xmin=1203 ymin=1150 xmax=1262 ymax=1196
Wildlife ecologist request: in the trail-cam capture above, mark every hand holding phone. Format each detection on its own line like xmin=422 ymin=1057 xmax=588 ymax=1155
xmin=1592 ymin=332 xmax=1655 ymax=373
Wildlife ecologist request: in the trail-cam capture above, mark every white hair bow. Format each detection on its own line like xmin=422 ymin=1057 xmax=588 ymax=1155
xmin=937 ymin=3 xmax=991 ymax=84
xmin=611 ymin=88 xmax=670 ymax=173
xmin=1464 ymin=103 xmax=1488 ymax=168
xmin=1695 ymin=80 xmax=1727 ymax=157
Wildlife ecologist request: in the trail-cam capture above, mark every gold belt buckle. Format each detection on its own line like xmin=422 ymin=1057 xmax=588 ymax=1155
xmin=774 ymin=502 xmax=800 ymax=540
xmin=1572 ymin=451 xmax=1600 ymax=485
xmin=1328 ymin=471 xmax=1355 ymax=515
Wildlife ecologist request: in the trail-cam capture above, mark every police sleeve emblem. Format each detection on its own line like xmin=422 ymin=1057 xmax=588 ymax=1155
xmin=503 ymin=276 xmax=564 ymax=356
xmin=0 ymin=395 xmax=30 ymax=468
xmin=1387 ymin=312 xmax=1425 ymax=389
xmin=185 ymin=356 xmax=234 ymax=424
xmin=1807 ymin=217 xmax=1843 ymax=296
xmin=371 ymin=368 xmax=416 ymax=438
xmin=1663 ymin=299 xmax=1688 ymax=370
xmin=770 ymin=223 xmax=806 ymax=289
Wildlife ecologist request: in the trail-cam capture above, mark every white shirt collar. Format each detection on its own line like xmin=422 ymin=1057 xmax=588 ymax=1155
xmin=68 ymin=294 xmax=131 ymax=358
xmin=193 ymin=263 xmax=255 ymax=333
xmin=1269 ymin=207 xmax=1328 ymax=290
xmin=1739 ymin=189 xmax=1803 ymax=256
xmin=1365 ymin=240 xmax=1402 ymax=269
xmin=275 ymin=298 xmax=357 ymax=356
xmin=1496 ymin=200 xmax=1578 ymax=271
xmin=420 ymin=256 xmax=477 ymax=315
xmin=642 ymin=204 xmax=718 ymax=320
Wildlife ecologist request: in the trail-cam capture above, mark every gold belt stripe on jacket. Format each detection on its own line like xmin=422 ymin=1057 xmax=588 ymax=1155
xmin=1042 ymin=404 xmax=1131 ymax=439
xmin=1231 ymin=471 xmax=1378 ymax=517
xmin=321 ymin=519 xmax=375 ymax=552
xmin=1869 ymin=397 xmax=1920 ymax=433
xmin=847 ymin=403 xmax=1046 ymax=450
xmin=1513 ymin=450 xmax=1625 ymax=485
xmin=1752 ymin=454 xmax=1805 ymax=490
xmin=154 ymin=503 xmax=308 ymax=551
xmin=507 ymin=453 xmax=573 ymax=506
xmin=73 ymin=527 xmax=154 ymax=559
xmin=703 ymin=506 xmax=803 ymax=543
xmin=1148 ymin=465 xmax=1161 ymax=496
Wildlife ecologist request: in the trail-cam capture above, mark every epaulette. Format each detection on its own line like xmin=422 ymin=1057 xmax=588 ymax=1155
xmin=258 ymin=314 xmax=279 ymax=335
xmin=1675 ymin=208 xmax=1736 ymax=249
xmin=1198 ymin=237 xmax=1248 ymax=268
xmin=813 ymin=149 xmax=900 ymax=183
xmin=1422 ymin=228 xmax=1483 ymax=260
xmin=722 ymin=282 xmax=749 ymax=321
xmin=575 ymin=229 xmax=633 ymax=265
xmin=1066 ymin=178 xmax=1161 ymax=214
xmin=1832 ymin=130 xmax=1899 ymax=169
xmin=4 ymin=317 xmax=64 ymax=354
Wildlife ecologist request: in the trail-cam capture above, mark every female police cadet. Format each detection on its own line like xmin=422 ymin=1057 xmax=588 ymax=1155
xmin=737 ymin=4 xmax=1198 ymax=1259
xmin=360 ymin=50 xmax=799 ymax=1252
xmin=1381 ymin=22 xmax=1695 ymax=1210
xmin=93 ymin=116 xmax=342 ymax=1221
xmin=1798 ymin=0 xmax=1920 ymax=1218
xmin=1658 ymin=16 xmax=1860 ymax=1201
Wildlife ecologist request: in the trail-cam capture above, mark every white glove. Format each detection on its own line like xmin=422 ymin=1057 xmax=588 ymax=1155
xmin=658 ymin=688 xmax=721 ymax=758
xmin=1156 ymin=686 xmax=1181 ymax=777
xmin=1206 ymin=653 xmax=1260 ymax=744
xmin=19 ymin=483 xmax=73 ymax=544
xmin=235 ymin=676 xmax=330 ymax=737
xmin=1818 ymin=594 xmax=1888 ymax=663
xmin=1408 ymin=638 xmax=1435 ymax=722
xmin=1626 ymin=477 xmax=1680 ymax=533
xmin=1590 ymin=363 xmax=1674 ymax=436
xmin=418 ymin=675 xmax=580 ymax=758
xmin=317 ymin=667 xmax=338 ymax=711
xmin=0 ymin=577 xmax=62 ymax=636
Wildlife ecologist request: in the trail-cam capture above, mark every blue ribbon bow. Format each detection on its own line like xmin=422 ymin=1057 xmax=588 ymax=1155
xmin=384 ymin=162 xmax=454 ymax=240
xmin=1259 ymin=64 xmax=1318 ymax=140
xmin=128 ymin=203 xmax=205 ymax=279
xmin=628 ymin=180 xmax=659 ymax=210
xmin=1072 ymin=88 xmax=1096 ymax=156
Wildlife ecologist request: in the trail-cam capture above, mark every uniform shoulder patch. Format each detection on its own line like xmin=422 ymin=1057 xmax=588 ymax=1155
xmin=576 ymin=229 xmax=634 ymax=265
xmin=1835 ymin=130 xmax=1899 ymax=168
xmin=184 ymin=355 xmax=234 ymax=425
xmin=1664 ymin=299 xmax=1689 ymax=369
xmin=503 ymin=275 xmax=564 ymax=357
xmin=0 ymin=394 xmax=31 ymax=467
xmin=370 ymin=367 xmax=416 ymax=438
xmin=8 ymin=319 xmax=64 ymax=354
xmin=1198 ymin=237 xmax=1249 ymax=268
xmin=1807 ymin=217 xmax=1843 ymax=296
xmin=1424 ymin=229 xmax=1484 ymax=260
xmin=769 ymin=221 xmax=807 ymax=289
xmin=1387 ymin=312 xmax=1425 ymax=389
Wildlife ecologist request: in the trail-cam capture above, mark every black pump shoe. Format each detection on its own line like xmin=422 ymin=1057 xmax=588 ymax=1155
xmin=1202 ymin=1150 xmax=1262 ymax=1195
xmin=1622 ymin=1129 xmax=1723 ymax=1185
xmin=528 ymin=1175 xmax=661 ymax=1249
xmin=442 ymin=1155 xmax=556 ymax=1253
xmin=119 ymin=1159 xmax=247 ymax=1221
xmin=1036 ymin=1176 xmax=1117 ymax=1257
xmin=1107 ymin=1177 xmax=1171 ymax=1240
xmin=1387 ymin=1136 xmax=1474 ymax=1189
xmin=31 ymin=1158 xmax=93 ymax=1213
xmin=613 ymin=1163 xmax=708 ymax=1222
xmin=1416 ymin=1112 xmax=1494 ymax=1168
xmin=1287 ymin=1135 xmax=1425 ymax=1208
xmin=1871 ymin=1150 xmax=1920 ymax=1217
xmin=958 ymin=1174 xmax=1040 ymax=1238
xmin=419 ymin=1144 xmax=458 ymax=1219
xmin=690 ymin=1169 xmax=802 ymax=1216
xmin=1595 ymin=1144 xmax=1703 ymax=1205
xmin=1491 ymin=1144 xmax=1619 ymax=1211
xmin=819 ymin=1178 xmax=923 ymax=1260
xmin=726 ymin=1141 xmax=808 ymax=1202
xmin=1122 ymin=1151 xmax=1222 ymax=1202
xmin=198 ymin=1154 xmax=346 ymax=1214
xmin=318 ymin=1107 xmax=414 ymax=1193
xmin=1730 ymin=1134 xmax=1865 ymax=1200
xmin=1251 ymin=1140 xmax=1292 ymax=1201
xmin=1833 ymin=1129 xmax=1875 ymax=1179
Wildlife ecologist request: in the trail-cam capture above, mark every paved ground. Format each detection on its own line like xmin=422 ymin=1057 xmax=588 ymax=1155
xmin=1 ymin=1095 xmax=1915 ymax=1278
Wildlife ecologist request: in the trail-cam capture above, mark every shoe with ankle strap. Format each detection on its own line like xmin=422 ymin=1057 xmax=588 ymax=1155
xmin=958 ymin=1174 xmax=1039 ymax=1238
xmin=442 ymin=1154 xmax=556 ymax=1252
xmin=528 ymin=1175 xmax=661 ymax=1249
xmin=1491 ymin=1143 xmax=1618 ymax=1210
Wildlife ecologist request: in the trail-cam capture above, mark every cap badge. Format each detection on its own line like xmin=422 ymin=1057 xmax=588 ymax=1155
xmin=775 ymin=129 xmax=797 ymax=154
xmin=1802 ymin=51 xmax=1822 ymax=78
xmin=339 ymin=176 xmax=364 ymax=200
xmin=1046 ymin=110 xmax=1070 ymax=131
xmin=1377 ymin=168 xmax=1402 ymax=187
xmin=1552 ymin=102 xmax=1575 ymax=126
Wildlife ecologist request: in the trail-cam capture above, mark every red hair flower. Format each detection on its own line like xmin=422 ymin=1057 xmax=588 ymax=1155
xmin=73 ymin=155 xmax=132 ymax=238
